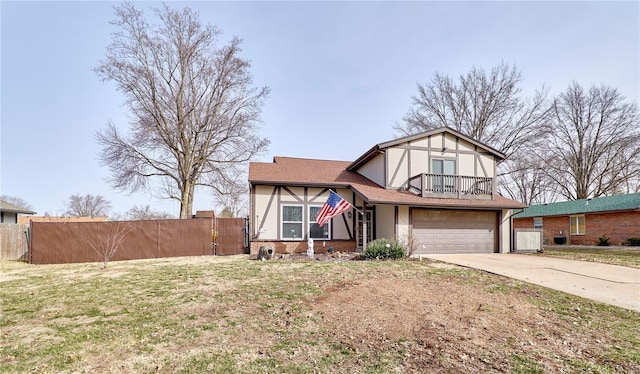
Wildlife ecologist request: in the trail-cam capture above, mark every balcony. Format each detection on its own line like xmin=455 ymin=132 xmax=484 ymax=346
xmin=407 ymin=173 xmax=495 ymax=200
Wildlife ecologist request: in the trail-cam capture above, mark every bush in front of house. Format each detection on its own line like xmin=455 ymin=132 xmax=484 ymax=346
xmin=363 ymin=239 xmax=406 ymax=260
xmin=625 ymin=237 xmax=640 ymax=246
xmin=597 ymin=236 xmax=610 ymax=246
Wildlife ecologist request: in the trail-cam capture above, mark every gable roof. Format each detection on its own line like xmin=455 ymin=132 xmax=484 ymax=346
xmin=249 ymin=157 xmax=526 ymax=209
xmin=0 ymin=199 xmax=36 ymax=215
xmin=348 ymin=127 xmax=506 ymax=171
xmin=513 ymin=193 xmax=640 ymax=218
xmin=249 ymin=157 xmax=359 ymax=187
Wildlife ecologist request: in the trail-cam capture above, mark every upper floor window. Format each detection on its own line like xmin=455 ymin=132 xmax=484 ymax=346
xmin=282 ymin=205 xmax=303 ymax=240
xmin=570 ymin=215 xmax=585 ymax=235
xmin=533 ymin=217 xmax=543 ymax=229
xmin=432 ymin=159 xmax=455 ymax=175
xmin=431 ymin=159 xmax=456 ymax=193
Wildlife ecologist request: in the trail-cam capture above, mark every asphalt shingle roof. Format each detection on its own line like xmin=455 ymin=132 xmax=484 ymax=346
xmin=0 ymin=199 xmax=36 ymax=215
xmin=513 ymin=193 xmax=640 ymax=218
xmin=249 ymin=157 xmax=526 ymax=209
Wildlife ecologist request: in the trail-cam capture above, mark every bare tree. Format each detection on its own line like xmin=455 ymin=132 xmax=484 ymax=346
xmin=544 ymin=82 xmax=640 ymax=200
xmin=217 ymin=207 xmax=234 ymax=218
xmin=498 ymin=154 xmax=560 ymax=205
xmin=396 ymin=62 xmax=550 ymax=159
xmin=214 ymin=168 xmax=248 ymax=218
xmin=64 ymin=194 xmax=112 ymax=217
xmin=0 ymin=195 xmax=33 ymax=210
xmin=95 ymin=3 xmax=269 ymax=219
xmin=88 ymin=221 xmax=135 ymax=268
xmin=125 ymin=205 xmax=173 ymax=220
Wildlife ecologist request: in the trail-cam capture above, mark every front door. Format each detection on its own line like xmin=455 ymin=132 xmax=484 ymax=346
xmin=357 ymin=210 xmax=373 ymax=249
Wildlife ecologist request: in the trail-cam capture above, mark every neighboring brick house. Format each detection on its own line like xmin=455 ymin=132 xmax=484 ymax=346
xmin=248 ymin=127 xmax=526 ymax=256
xmin=513 ymin=193 xmax=640 ymax=246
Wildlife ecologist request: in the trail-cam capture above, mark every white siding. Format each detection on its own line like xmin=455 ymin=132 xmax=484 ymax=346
xmin=253 ymin=185 xmax=278 ymax=239
xmin=411 ymin=137 xmax=429 ymax=147
xmin=396 ymin=205 xmax=410 ymax=242
xmin=0 ymin=212 xmax=18 ymax=224
xmin=457 ymin=140 xmax=476 ymax=153
xmin=444 ymin=133 xmax=457 ymax=150
xmin=357 ymin=153 xmax=385 ymax=187
xmin=387 ymin=147 xmax=408 ymax=188
xmin=458 ymin=153 xmax=474 ymax=176
xmin=375 ymin=205 xmax=395 ymax=240
xmin=500 ymin=209 xmax=512 ymax=253
xmin=409 ymin=149 xmax=427 ymax=177
xmin=478 ymin=154 xmax=495 ymax=178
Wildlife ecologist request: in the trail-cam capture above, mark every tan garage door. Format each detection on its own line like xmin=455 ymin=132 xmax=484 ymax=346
xmin=412 ymin=209 xmax=497 ymax=254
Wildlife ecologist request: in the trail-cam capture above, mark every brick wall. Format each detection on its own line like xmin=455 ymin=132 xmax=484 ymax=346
xmin=583 ymin=211 xmax=639 ymax=246
xmin=513 ymin=210 xmax=640 ymax=246
xmin=250 ymin=240 xmax=357 ymax=256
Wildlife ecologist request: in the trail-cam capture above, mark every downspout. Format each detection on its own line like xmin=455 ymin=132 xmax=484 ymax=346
xmin=506 ymin=208 xmax=526 ymax=253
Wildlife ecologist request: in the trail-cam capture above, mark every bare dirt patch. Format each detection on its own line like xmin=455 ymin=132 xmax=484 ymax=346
xmin=313 ymin=275 xmax=615 ymax=373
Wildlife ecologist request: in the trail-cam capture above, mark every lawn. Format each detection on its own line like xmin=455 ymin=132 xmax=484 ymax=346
xmin=540 ymin=246 xmax=640 ymax=268
xmin=1 ymin=255 xmax=638 ymax=373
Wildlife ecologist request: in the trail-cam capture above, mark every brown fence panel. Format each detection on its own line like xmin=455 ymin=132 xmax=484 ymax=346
xmin=215 ymin=218 xmax=248 ymax=255
xmin=0 ymin=224 xmax=28 ymax=260
xmin=30 ymin=219 xmax=212 ymax=265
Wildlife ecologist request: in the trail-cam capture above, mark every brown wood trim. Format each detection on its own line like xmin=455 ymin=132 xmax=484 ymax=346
xmin=476 ymin=148 xmax=489 ymax=178
xmin=389 ymin=148 xmax=408 ymax=187
xmin=341 ymin=213 xmax=353 ymax=240
xmin=282 ymin=186 xmax=304 ymax=202
xmin=277 ymin=187 xmax=282 ymax=239
xmin=257 ymin=186 xmax=278 ymax=239
xmin=311 ymin=188 xmax=329 ymax=203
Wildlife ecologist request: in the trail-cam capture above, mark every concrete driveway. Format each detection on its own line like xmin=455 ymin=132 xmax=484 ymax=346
xmin=425 ymin=253 xmax=640 ymax=312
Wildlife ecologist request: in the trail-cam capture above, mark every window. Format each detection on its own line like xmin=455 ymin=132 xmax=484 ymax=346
xmin=570 ymin=215 xmax=585 ymax=235
xmin=431 ymin=159 xmax=456 ymax=193
xmin=282 ymin=205 xmax=303 ymax=240
xmin=432 ymin=159 xmax=456 ymax=175
xmin=533 ymin=217 xmax=543 ymax=229
xmin=309 ymin=206 xmax=330 ymax=239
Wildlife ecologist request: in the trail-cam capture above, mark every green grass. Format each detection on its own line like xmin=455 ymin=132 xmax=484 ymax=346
xmin=1 ymin=256 xmax=638 ymax=373
xmin=540 ymin=247 xmax=640 ymax=268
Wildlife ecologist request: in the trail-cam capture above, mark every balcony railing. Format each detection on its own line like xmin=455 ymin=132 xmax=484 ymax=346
xmin=407 ymin=173 xmax=494 ymax=199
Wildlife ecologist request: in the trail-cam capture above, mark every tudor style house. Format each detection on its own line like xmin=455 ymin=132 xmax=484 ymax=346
xmin=248 ymin=127 xmax=526 ymax=256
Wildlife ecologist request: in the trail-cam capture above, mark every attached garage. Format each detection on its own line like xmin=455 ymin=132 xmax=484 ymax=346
xmin=412 ymin=209 xmax=498 ymax=254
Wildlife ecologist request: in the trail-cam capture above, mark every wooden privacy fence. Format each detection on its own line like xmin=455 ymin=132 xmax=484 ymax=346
xmin=1 ymin=224 xmax=29 ymax=260
xmin=215 ymin=217 xmax=249 ymax=255
xmin=30 ymin=219 xmax=212 ymax=265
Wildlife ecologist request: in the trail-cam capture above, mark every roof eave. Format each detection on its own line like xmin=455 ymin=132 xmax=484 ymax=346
xmin=346 ymin=145 xmax=382 ymax=171
xmin=0 ymin=208 xmax=36 ymax=214
xmin=515 ymin=206 xmax=640 ymax=219
xmin=350 ymin=127 xmax=506 ymax=168
xmin=249 ymin=180 xmax=351 ymax=188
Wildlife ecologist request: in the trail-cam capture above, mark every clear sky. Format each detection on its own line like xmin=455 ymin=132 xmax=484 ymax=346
xmin=1 ymin=1 xmax=639 ymax=217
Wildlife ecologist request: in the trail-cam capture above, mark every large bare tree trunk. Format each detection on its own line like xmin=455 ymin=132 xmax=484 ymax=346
xmin=179 ymin=182 xmax=195 ymax=219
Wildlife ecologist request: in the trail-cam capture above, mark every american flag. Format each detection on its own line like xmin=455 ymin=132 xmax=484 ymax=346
xmin=315 ymin=191 xmax=352 ymax=227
